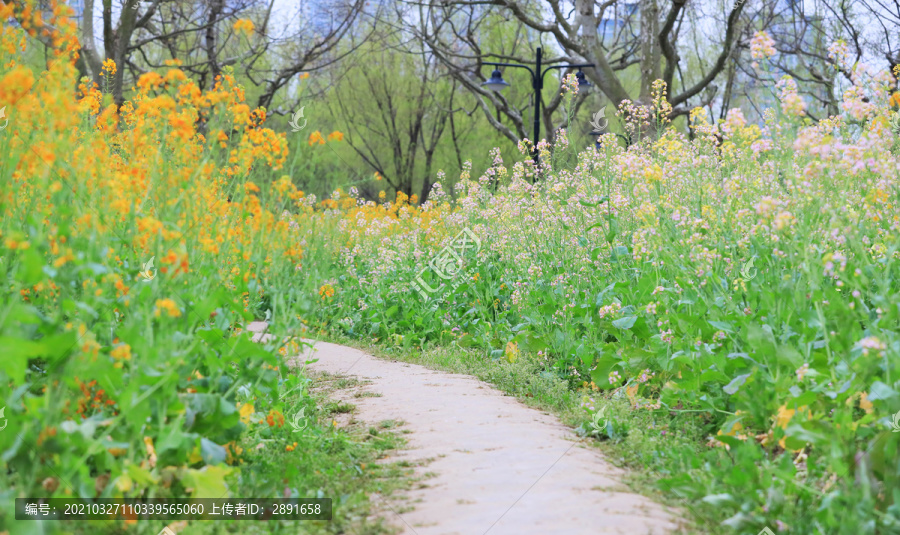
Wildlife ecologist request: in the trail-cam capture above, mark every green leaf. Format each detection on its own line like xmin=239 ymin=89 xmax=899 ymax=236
xmin=610 ymin=245 xmax=630 ymax=262
xmin=200 ymin=438 xmax=228 ymax=465
xmin=594 ymin=283 xmax=616 ymax=306
xmin=868 ymin=381 xmax=898 ymax=402
xmin=783 ymin=421 xmax=827 ymax=448
xmin=701 ymin=493 xmax=735 ymax=506
xmin=787 ymin=390 xmax=818 ymax=408
xmin=611 ymin=316 xmax=637 ymax=330
xmin=723 ymin=373 xmax=751 ymax=395
xmin=776 ymin=345 xmax=803 ymax=368
xmin=589 ymin=352 xmax=621 ymax=390
xmin=748 ymin=323 xmax=776 ymax=355
xmin=183 ymin=465 xmax=233 ymax=498
xmin=523 ymin=334 xmax=548 ymax=352
xmin=714 ymin=434 xmax=744 ymax=448
xmin=17 ymin=248 xmax=44 ymax=285
xmin=708 ymin=321 xmax=734 ymax=333
xmin=578 ymin=196 xmax=608 ymax=207
xmin=605 ymin=218 xmax=618 ymax=243
xmin=125 ymin=462 xmax=159 ymax=487
xmin=0 ymin=337 xmax=45 ymax=384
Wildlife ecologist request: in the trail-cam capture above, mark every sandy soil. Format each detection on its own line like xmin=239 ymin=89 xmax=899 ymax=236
xmin=247 ymin=322 xmax=684 ymax=535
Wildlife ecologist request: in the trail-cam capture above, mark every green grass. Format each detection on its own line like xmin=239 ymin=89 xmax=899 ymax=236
xmin=61 ymin=369 xmax=412 ymax=535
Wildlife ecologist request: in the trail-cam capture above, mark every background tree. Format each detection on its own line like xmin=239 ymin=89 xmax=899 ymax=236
xmin=408 ymin=0 xmax=750 ymax=146
xmin=726 ymin=0 xmax=899 ymax=122
xmin=327 ymin=22 xmax=465 ymax=203
xmin=12 ymin=0 xmax=368 ymax=106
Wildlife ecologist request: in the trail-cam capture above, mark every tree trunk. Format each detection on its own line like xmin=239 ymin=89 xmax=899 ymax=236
xmin=80 ymin=0 xmax=104 ymax=87
xmin=112 ymin=3 xmax=139 ymax=105
xmin=639 ymin=0 xmax=661 ymax=103
xmin=574 ymin=0 xmax=631 ymax=107
xmin=420 ymin=150 xmax=434 ymax=205
xmin=204 ymin=0 xmax=224 ymax=91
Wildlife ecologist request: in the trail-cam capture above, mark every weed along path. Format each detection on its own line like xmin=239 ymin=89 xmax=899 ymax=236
xmin=247 ymin=322 xmax=682 ymax=535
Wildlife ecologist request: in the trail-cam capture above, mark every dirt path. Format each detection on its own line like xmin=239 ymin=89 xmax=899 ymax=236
xmin=248 ymin=323 xmax=683 ymax=535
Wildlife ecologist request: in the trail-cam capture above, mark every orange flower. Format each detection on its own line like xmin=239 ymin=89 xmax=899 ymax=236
xmin=327 ymin=131 xmax=344 ymax=142
xmin=136 ymin=72 xmax=164 ymax=91
xmin=154 ymin=298 xmax=181 ymax=318
xmin=110 ymin=343 xmax=132 ymax=361
xmin=233 ymin=19 xmax=254 ymax=36
xmin=266 ymin=410 xmax=284 ymax=427
xmin=318 ymin=284 xmax=335 ymax=298
xmin=0 ymin=66 xmax=36 ymax=104
xmin=308 ymin=130 xmax=325 ymax=146
xmin=890 ymin=92 xmax=900 ymax=108
xmin=101 ymin=58 xmax=117 ymax=77
xmin=231 ymin=103 xmax=251 ymax=126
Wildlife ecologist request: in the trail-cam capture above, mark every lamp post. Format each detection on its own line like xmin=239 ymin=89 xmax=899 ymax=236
xmin=481 ymin=47 xmax=594 ymax=166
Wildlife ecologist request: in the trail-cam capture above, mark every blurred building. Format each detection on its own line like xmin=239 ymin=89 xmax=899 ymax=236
xmin=68 ymin=0 xmax=85 ymax=18
xmin=599 ymin=2 xmax=639 ymax=43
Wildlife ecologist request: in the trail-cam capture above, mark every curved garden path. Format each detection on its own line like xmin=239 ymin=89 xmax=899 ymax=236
xmin=247 ymin=322 xmax=683 ymax=535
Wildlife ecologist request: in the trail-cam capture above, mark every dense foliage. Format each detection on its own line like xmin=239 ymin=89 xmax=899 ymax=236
xmin=4 ymin=3 xmax=900 ymax=533
xmin=302 ymin=76 xmax=900 ymax=532
xmin=0 ymin=10 xmax=401 ymax=535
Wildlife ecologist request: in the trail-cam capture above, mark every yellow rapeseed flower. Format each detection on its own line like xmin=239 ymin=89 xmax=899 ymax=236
xmin=308 ymin=130 xmax=325 ymax=146
xmin=504 ymin=341 xmax=519 ymax=363
xmin=101 ymin=58 xmax=117 ymax=77
xmin=318 ymin=284 xmax=335 ymax=298
xmin=233 ymin=19 xmax=254 ymax=36
xmin=154 ymin=298 xmax=181 ymax=318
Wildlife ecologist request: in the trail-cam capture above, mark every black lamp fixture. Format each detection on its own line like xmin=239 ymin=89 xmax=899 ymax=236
xmin=481 ymin=48 xmax=595 ymax=168
xmin=590 ymin=129 xmax=603 ymax=152
xmin=481 ymin=69 xmax=510 ymax=92
xmin=576 ymin=69 xmax=592 ymax=90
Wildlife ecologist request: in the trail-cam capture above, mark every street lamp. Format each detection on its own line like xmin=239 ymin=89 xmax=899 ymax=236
xmin=482 ymin=69 xmax=510 ymax=92
xmin=481 ymin=47 xmax=594 ymax=166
